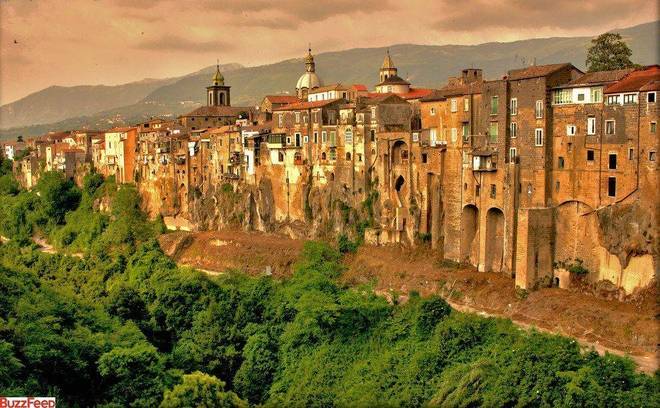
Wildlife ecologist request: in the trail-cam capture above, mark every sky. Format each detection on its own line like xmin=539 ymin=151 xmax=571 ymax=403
xmin=0 ymin=0 xmax=657 ymax=105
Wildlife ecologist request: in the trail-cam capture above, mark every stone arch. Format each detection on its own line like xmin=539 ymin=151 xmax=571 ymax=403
xmin=485 ymin=207 xmax=505 ymax=273
xmin=392 ymin=140 xmax=409 ymax=165
xmin=461 ymin=204 xmax=479 ymax=265
xmin=219 ymin=92 xmax=226 ymax=105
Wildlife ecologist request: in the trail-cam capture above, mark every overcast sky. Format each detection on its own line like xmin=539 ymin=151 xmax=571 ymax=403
xmin=1 ymin=0 xmax=656 ymax=105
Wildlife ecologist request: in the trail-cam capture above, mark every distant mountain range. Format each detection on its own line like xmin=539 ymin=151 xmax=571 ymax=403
xmin=1 ymin=21 xmax=657 ymax=140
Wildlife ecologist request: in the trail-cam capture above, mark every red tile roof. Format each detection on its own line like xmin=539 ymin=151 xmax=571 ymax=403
xmin=400 ymin=88 xmax=434 ymax=100
xmin=563 ymin=68 xmax=635 ymax=87
xmin=507 ymin=63 xmax=577 ymax=81
xmin=263 ymin=95 xmax=300 ymax=104
xmin=273 ymin=98 xmax=343 ymax=111
xmin=604 ymin=66 xmax=660 ymax=94
xmin=352 ymin=84 xmax=368 ymax=91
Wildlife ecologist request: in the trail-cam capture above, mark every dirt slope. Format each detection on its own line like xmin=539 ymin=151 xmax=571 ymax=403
xmin=159 ymin=230 xmax=658 ymax=373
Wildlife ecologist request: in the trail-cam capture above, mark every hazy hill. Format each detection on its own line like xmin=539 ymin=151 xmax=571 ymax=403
xmin=1 ymin=21 xmax=657 ymax=139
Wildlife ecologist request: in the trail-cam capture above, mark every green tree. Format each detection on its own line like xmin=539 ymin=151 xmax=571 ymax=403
xmin=34 ymin=171 xmax=81 ymax=225
xmin=0 ymin=174 xmax=19 ymax=196
xmin=586 ymin=33 xmax=635 ymax=72
xmin=160 ymin=371 xmax=247 ymax=408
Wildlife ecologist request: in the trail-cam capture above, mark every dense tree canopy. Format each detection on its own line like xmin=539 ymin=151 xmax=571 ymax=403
xmin=0 ymin=173 xmax=657 ymax=407
xmin=586 ymin=33 xmax=636 ymax=72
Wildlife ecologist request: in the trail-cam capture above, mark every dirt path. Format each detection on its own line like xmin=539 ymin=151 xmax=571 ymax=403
xmin=161 ymin=230 xmax=659 ymax=374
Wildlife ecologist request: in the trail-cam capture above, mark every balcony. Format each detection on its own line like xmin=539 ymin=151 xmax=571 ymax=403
xmin=266 ymin=134 xmax=285 ymax=149
xmin=472 ymin=151 xmax=497 ymax=172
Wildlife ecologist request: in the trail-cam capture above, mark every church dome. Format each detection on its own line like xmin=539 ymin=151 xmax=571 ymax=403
xmin=296 ymin=71 xmax=322 ymax=90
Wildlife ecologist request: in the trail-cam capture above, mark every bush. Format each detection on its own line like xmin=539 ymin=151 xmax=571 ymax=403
xmin=338 ymin=233 xmax=358 ymax=254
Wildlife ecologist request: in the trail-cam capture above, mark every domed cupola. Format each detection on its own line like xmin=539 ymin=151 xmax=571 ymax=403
xmin=296 ymin=46 xmax=322 ymax=99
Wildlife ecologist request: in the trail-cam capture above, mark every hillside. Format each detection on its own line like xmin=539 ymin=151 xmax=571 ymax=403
xmin=0 ymin=63 xmax=243 ymax=130
xmin=1 ymin=20 xmax=657 ymax=139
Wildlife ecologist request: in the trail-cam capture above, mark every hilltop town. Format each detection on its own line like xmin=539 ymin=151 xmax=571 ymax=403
xmin=4 ymin=49 xmax=658 ymax=296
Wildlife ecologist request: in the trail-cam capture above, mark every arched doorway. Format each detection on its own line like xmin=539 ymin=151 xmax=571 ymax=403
xmin=461 ymin=205 xmax=479 ymax=265
xmin=485 ymin=207 xmax=504 ymax=272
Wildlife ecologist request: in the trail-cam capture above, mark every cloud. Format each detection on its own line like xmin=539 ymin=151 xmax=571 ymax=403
xmin=432 ymin=0 xmax=655 ymax=32
xmin=134 ymin=35 xmax=235 ymax=53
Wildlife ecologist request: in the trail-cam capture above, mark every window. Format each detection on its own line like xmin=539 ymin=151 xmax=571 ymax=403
xmin=430 ymin=128 xmax=438 ymax=146
xmin=509 ymin=147 xmax=517 ymax=161
xmin=490 ymin=184 xmax=496 ymax=199
xmin=295 ymin=133 xmax=301 ymax=147
xmin=607 ymin=95 xmax=620 ymax=105
xmin=608 ymin=153 xmax=617 ymax=170
xmin=371 ymin=106 xmax=376 ymax=120
xmin=321 ymin=152 xmax=326 ymax=160
xmin=462 ymin=124 xmax=469 ymax=141
xmin=475 ymin=185 xmax=480 ymax=197
xmin=329 ymin=131 xmax=336 ymax=146
xmin=286 ymin=136 xmax=291 ymax=144
xmin=628 ymin=148 xmax=634 ymax=160
xmin=451 ymin=128 xmax=458 ymax=142
xmin=535 ymin=128 xmax=544 ymax=146
xmin=277 ymin=152 xmax=284 ymax=162
xmin=278 ymin=114 xmax=283 ymax=127
xmin=490 ymin=96 xmax=499 ymax=115
xmin=648 ymin=92 xmax=657 ymax=103
xmin=412 ymin=132 xmax=419 ymax=143
xmin=605 ymin=120 xmax=615 ymax=135
xmin=370 ymin=129 xmax=376 ymax=141
xmin=587 ymin=117 xmax=596 ymax=135
xmin=553 ymin=89 xmax=571 ymax=105
xmin=608 ymin=177 xmax=616 ymax=197
xmin=421 ymin=153 xmax=428 ymax=163
xmin=535 ymin=100 xmax=544 ymax=118
xmin=591 ymin=87 xmax=603 ymax=103
xmin=623 ymin=93 xmax=638 ymax=104
xmin=651 ymin=122 xmax=657 ymax=133
xmin=650 ymin=151 xmax=656 ymax=161
xmin=489 ymin=123 xmax=498 ymax=142
xmin=566 ymin=125 xmax=576 ymax=136
xmin=430 ymin=107 xmax=436 ymax=116
xmin=510 ymin=98 xmax=518 ymax=115
xmin=329 ymin=149 xmax=336 ymax=160
xmin=451 ymin=99 xmax=458 ymax=112
xmin=510 ymin=122 xmax=517 ymax=138
xmin=313 ymin=132 xmax=318 ymax=143
xmin=304 ymin=135 xmax=309 ymax=143
xmin=295 ymin=112 xmax=300 ymax=123
xmin=556 ymin=181 xmax=560 ymax=192
xmin=346 ymin=152 xmax=351 ymax=161
xmin=322 ymin=131 xmax=327 ymax=143
xmin=558 ymin=157 xmax=564 ymax=169
xmin=577 ymin=93 xmax=585 ymax=102
xmin=587 ymin=150 xmax=595 ymax=162
xmin=464 ymin=98 xmax=469 ymax=111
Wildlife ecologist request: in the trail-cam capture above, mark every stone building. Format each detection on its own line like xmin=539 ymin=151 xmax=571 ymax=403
xmin=295 ymin=47 xmax=323 ymax=99
xmin=103 ymin=127 xmax=138 ymax=183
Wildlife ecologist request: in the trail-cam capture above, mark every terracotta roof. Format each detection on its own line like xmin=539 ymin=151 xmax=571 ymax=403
xmin=273 ymin=98 xmax=343 ymax=111
xmin=563 ymin=68 xmax=635 ymax=87
xmin=352 ymin=84 xmax=368 ymax=91
xmin=182 ymin=105 xmax=252 ymax=117
xmin=309 ymin=83 xmax=348 ymax=93
xmin=604 ymin=66 xmax=660 ymax=94
xmin=263 ymin=95 xmax=300 ymax=104
xmin=360 ymin=93 xmax=408 ymax=105
xmin=376 ymin=74 xmax=410 ymax=86
xmin=640 ymin=80 xmax=660 ymax=92
xmin=400 ymin=88 xmax=434 ymax=100
xmin=507 ymin=63 xmax=576 ymax=81
xmin=107 ymin=126 xmax=137 ymax=133
xmin=420 ymin=90 xmax=447 ymax=102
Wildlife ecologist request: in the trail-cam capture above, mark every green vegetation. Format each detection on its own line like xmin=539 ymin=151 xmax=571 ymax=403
xmin=586 ymin=32 xmax=636 ymax=72
xmin=0 ymin=173 xmax=657 ymax=407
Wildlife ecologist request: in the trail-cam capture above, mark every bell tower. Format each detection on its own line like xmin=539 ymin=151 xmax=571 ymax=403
xmin=206 ymin=61 xmax=231 ymax=106
xmin=379 ymin=49 xmax=398 ymax=83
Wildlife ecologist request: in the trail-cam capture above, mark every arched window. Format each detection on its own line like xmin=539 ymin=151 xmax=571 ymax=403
xmin=346 ymin=152 xmax=351 ymax=161
xmin=330 ymin=172 xmax=335 ymax=181
xmin=321 ymin=152 xmax=327 ymax=160
xmin=278 ymin=152 xmax=284 ymax=162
